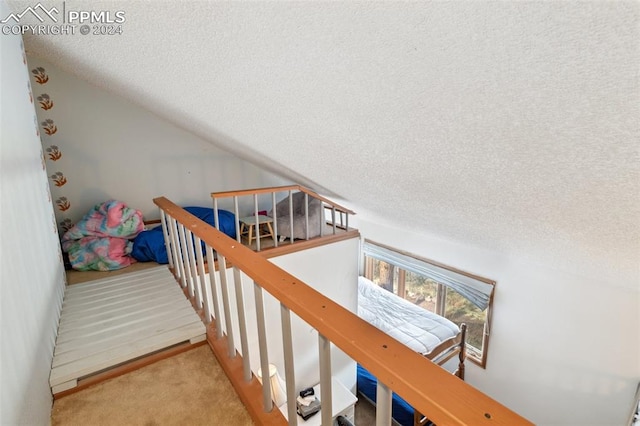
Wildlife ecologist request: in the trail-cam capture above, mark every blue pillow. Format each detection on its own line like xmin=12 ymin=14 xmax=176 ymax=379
xmin=131 ymin=207 xmax=236 ymax=263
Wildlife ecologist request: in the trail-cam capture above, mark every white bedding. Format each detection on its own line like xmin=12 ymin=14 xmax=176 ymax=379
xmin=357 ymin=276 xmax=460 ymax=355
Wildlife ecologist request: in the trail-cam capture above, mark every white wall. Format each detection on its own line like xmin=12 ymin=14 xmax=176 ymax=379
xmin=26 ymin=57 xmax=292 ymax=232
xmin=0 ymin=15 xmax=66 ymax=425
xmin=209 ymin=238 xmax=360 ymax=394
xmin=354 ymin=216 xmax=639 ymax=426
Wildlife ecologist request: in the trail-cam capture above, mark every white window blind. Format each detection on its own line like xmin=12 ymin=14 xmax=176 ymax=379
xmin=362 ymin=241 xmax=494 ymax=311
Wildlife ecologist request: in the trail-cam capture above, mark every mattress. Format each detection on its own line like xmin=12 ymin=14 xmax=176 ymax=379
xmin=357 ymin=276 xmax=459 ymax=355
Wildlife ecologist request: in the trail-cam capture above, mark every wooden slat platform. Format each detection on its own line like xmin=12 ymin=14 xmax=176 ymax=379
xmin=50 ymin=266 xmax=205 ymax=394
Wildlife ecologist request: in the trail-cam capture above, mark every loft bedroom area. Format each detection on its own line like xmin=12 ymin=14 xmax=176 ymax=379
xmin=63 ymin=185 xmax=358 ymax=284
xmin=48 ymin=187 xmax=528 ymax=425
xmin=2 ymin=2 xmax=638 ymax=426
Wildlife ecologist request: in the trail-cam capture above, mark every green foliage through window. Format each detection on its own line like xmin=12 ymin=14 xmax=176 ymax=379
xmin=364 ymin=253 xmax=493 ymax=368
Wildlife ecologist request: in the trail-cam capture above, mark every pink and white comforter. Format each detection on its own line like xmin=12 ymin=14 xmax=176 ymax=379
xmin=61 ymin=200 xmax=144 ymax=271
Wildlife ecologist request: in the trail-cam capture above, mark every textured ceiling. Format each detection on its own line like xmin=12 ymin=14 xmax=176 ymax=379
xmin=12 ymin=1 xmax=639 ymax=284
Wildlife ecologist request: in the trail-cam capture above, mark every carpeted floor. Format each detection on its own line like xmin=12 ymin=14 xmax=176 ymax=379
xmin=58 ymin=265 xmax=378 ymax=425
xmin=51 ymin=343 xmax=378 ymax=426
xmin=51 ymin=345 xmax=253 ymax=426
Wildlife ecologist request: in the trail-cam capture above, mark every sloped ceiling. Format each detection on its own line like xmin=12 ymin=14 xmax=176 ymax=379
xmin=13 ymin=1 xmax=639 ymax=283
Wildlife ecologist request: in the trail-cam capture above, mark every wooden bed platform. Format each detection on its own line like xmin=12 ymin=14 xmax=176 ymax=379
xmin=50 ymin=265 xmax=206 ymax=396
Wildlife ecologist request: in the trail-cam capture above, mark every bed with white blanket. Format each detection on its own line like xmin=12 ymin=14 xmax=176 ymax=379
xmin=356 ymin=276 xmax=467 ymax=426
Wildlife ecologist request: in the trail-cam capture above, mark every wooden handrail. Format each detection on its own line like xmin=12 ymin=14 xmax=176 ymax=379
xmin=154 ymin=196 xmax=531 ymax=425
xmin=211 ymin=185 xmax=356 ymax=215
xmin=295 ymin=186 xmax=356 ymax=216
xmin=211 ymin=184 xmax=300 ymax=198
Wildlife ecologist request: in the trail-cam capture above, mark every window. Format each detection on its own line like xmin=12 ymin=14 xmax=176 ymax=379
xmin=362 ymin=240 xmax=495 ymax=368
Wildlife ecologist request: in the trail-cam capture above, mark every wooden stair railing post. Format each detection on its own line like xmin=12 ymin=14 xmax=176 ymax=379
xmin=168 ymin=216 xmax=182 ymax=279
xmin=254 ymin=281 xmax=274 ymax=412
xmin=210 ymin=184 xmax=357 ymax=248
xmin=271 ymin=192 xmax=279 ymax=248
xmin=253 ymin=194 xmax=261 ymax=251
xmin=233 ymin=196 xmax=241 ymax=244
xmin=217 ymin=255 xmax=236 ymax=359
xmin=206 ymin=246 xmax=223 ymax=336
xmin=318 ymin=334 xmax=333 ymax=426
xmin=171 ymin=217 xmax=187 ymax=287
xmin=186 ymin=229 xmax=201 ymax=305
xmin=159 ymin=210 xmax=174 ymax=271
xmin=232 ymin=267 xmax=252 ymax=381
xmin=376 ymin=380 xmax=393 ymax=426
xmin=195 ymin=236 xmax=210 ymax=319
xmin=304 ymin=193 xmax=309 ymax=240
xmin=155 ymin=196 xmax=532 ymax=426
xmin=331 ymin=206 xmax=337 ymax=235
xmin=288 ymin=190 xmax=294 ymax=244
xmin=178 ymin=224 xmax=193 ymax=294
xmin=280 ymin=304 xmax=297 ymax=425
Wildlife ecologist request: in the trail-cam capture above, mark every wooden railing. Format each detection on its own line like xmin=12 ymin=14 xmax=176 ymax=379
xmin=153 ymin=196 xmax=532 ymax=426
xmin=211 ymin=185 xmax=355 ymax=251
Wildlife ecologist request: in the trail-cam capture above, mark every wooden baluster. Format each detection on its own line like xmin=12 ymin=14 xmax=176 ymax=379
xmin=304 ymin=193 xmax=309 ymax=240
xmin=254 ymin=194 xmax=261 ymax=251
xmin=195 ymin=236 xmax=209 ymax=319
xmin=332 ymin=206 xmax=337 ymax=235
xmin=177 ymin=223 xmax=192 ymax=292
xmin=234 ymin=196 xmax=241 ymax=244
xmin=206 ymin=246 xmax=223 ymax=337
xmin=319 ymin=334 xmax=332 ymax=426
xmin=218 ymin=254 xmax=236 ymax=358
xmin=272 ymin=191 xmax=279 ymax=248
xmin=288 ymin=190 xmax=294 ymax=244
xmin=232 ymin=267 xmax=252 ymax=381
xmin=281 ymin=304 xmax=297 ymax=425
xmin=159 ymin=210 xmax=174 ymax=270
xmin=169 ymin=216 xmax=184 ymax=283
xmin=376 ymin=381 xmax=392 ymax=426
xmin=185 ymin=229 xmax=199 ymax=304
xmin=254 ymin=281 xmax=273 ymax=411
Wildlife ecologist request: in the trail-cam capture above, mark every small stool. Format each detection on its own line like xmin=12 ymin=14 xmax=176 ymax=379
xmin=239 ymin=215 xmax=275 ymax=245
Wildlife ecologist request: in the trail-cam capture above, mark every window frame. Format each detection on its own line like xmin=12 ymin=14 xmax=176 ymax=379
xmin=362 ymin=239 xmax=495 ymax=368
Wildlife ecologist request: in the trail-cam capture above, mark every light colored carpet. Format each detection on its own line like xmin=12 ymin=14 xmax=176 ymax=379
xmin=51 ymin=345 xmax=253 ymax=426
xmin=60 ymin=263 xmax=376 ymax=425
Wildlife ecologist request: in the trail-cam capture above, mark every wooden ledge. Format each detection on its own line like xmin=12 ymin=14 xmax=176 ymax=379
xmin=206 ymin=325 xmax=287 ymax=425
xmin=53 ymin=341 xmax=206 ymax=400
xmin=257 ymin=229 xmax=360 ymax=260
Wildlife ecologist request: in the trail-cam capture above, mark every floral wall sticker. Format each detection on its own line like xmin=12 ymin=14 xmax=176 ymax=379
xmin=46 ymin=145 xmax=62 ymax=161
xmin=59 ymin=218 xmax=73 ymax=232
xmin=29 ymin=60 xmax=76 ymax=231
xmin=56 ymin=197 xmax=70 ymax=212
xmin=31 ymin=67 xmax=49 ymax=84
xmin=50 ymin=171 xmax=67 ymax=187
xmin=37 ymin=94 xmax=54 ymax=110
xmin=41 ymin=119 xmax=57 ymax=135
